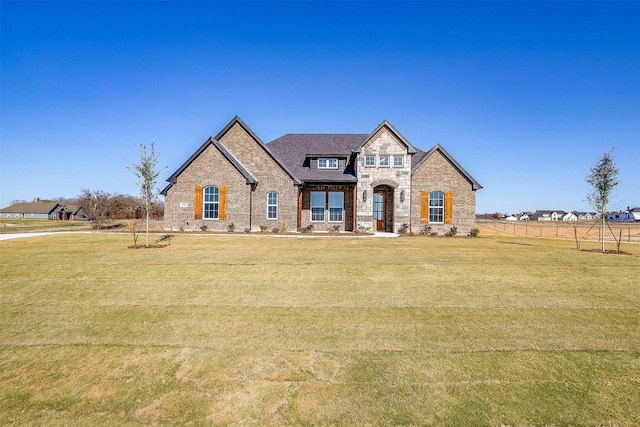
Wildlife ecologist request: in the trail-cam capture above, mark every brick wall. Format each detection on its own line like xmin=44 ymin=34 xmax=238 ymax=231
xmin=218 ymin=123 xmax=299 ymax=231
xmin=163 ymin=143 xmax=251 ymax=231
xmin=410 ymin=150 xmax=477 ymax=235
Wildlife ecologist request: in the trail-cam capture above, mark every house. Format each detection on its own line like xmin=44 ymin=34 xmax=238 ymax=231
xmin=607 ymin=207 xmax=640 ymax=222
xmin=0 ymin=201 xmax=88 ymax=220
xmin=518 ymin=212 xmax=532 ymax=221
xmin=562 ymin=211 xmax=578 ymax=222
xmin=575 ymin=211 xmax=598 ymax=221
xmin=532 ymin=210 xmax=566 ymax=221
xmin=161 ymin=116 xmax=482 ymax=234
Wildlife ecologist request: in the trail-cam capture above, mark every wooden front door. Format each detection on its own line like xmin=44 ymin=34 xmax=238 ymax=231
xmin=373 ymin=191 xmax=385 ymax=231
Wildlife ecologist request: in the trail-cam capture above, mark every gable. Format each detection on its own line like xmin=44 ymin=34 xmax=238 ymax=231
xmin=412 ymin=144 xmax=482 ymax=191
xmin=161 ymin=116 xmax=300 ymax=196
xmin=215 ymin=116 xmax=301 ymax=185
xmin=161 ymin=137 xmax=257 ymax=195
xmin=353 ymin=120 xmax=417 ymax=154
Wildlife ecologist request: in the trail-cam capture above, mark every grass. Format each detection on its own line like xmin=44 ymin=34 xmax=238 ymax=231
xmin=1 ymin=233 xmax=638 ymax=425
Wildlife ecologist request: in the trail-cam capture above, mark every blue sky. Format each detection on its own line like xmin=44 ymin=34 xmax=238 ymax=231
xmin=1 ymin=1 xmax=638 ymax=213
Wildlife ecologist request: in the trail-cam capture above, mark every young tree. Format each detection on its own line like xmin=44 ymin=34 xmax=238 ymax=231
xmin=128 ymin=143 xmax=165 ymax=247
xmin=585 ymin=149 xmax=619 ymax=252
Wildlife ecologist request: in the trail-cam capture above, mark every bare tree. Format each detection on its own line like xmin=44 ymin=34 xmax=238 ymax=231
xmin=128 ymin=143 xmax=165 ymax=247
xmin=78 ymin=189 xmax=113 ymax=229
xmin=585 ymin=150 xmax=619 ymax=252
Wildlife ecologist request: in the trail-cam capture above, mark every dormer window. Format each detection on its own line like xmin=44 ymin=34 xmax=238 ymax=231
xmin=318 ymin=158 xmax=338 ymax=169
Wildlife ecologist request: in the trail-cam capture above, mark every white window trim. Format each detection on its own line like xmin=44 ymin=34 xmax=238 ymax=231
xmin=328 ymin=192 xmax=344 ymax=223
xmin=267 ymin=191 xmax=278 ymax=220
xmin=318 ymin=158 xmax=338 ymax=169
xmin=203 ymin=186 xmax=219 ymax=220
xmin=379 ymin=155 xmax=390 ymax=167
xmin=364 ymin=155 xmax=375 ymax=167
xmin=393 ymin=155 xmax=404 ymax=167
xmin=310 ymin=191 xmax=325 ymax=222
xmin=428 ymin=191 xmax=444 ymax=224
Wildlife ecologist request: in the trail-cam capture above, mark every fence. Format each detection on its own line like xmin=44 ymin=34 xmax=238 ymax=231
xmin=477 ymin=219 xmax=640 ymax=243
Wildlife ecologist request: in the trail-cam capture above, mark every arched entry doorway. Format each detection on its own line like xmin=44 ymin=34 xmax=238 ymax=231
xmin=372 ymin=184 xmax=394 ymax=232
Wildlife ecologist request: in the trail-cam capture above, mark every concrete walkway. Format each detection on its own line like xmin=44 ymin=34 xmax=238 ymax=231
xmin=0 ymin=231 xmax=94 ymax=241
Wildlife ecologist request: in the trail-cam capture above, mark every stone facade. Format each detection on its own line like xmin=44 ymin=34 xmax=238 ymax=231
xmin=356 ymin=128 xmax=412 ymax=232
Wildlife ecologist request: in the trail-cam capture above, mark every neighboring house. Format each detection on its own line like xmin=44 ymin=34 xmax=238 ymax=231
xmin=533 ymin=210 xmax=566 ymax=221
xmin=503 ymin=214 xmax=517 ymax=221
xmin=162 ymin=116 xmax=482 ymax=234
xmin=0 ymin=201 xmax=88 ymax=220
xmin=575 ymin=211 xmax=598 ymax=221
xmin=562 ymin=211 xmax=578 ymax=222
xmin=518 ymin=212 xmax=532 ymax=221
xmin=607 ymin=207 xmax=640 ymax=222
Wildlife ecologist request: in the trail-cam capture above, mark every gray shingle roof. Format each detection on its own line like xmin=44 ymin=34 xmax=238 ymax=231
xmin=0 ymin=201 xmax=60 ymax=214
xmin=267 ymin=134 xmax=365 ymax=183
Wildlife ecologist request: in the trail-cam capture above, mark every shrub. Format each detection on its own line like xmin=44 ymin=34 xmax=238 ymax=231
xmin=420 ymin=225 xmax=432 ymax=235
xmin=331 ymin=225 xmax=341 ymax=233
xmin=244 ymin=228 xmax=251 ymax=233
xmin=271 ymin=226 xmax=280 ymax=233
xmin=279 ymin=221 xmax=289 ymax=233
xmin=357 ymin=224 xmax=371 ymax=234
xmin=259 ymin=225 xmax=268 ymax=233
xmin=397 ymin=223 xmax=410 ymax=234
xmin=200 ymin=225 xmax=208 ymax=232
xmin=226 ymin=223 xmax=236 ymax=232
xmin=300 ymin=224 xmax=314 ymax=234
xmin=469 ymin=227 xmax=480 ymax=238
xmin=445 ymin=226 xmax=458 ymax=237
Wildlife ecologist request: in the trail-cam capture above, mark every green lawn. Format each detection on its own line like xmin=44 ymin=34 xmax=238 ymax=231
xmin=1 ymin=233 xmax=638 ymax=426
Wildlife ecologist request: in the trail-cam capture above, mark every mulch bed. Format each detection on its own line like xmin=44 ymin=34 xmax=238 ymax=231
xmin=580 ymin=249 xmax=632 ymax=255
xmin=127 ymin=244 xmax=169 ymax=249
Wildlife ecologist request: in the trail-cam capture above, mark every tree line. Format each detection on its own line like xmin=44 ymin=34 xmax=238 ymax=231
xmin=12 ymin=192 xmax=163 ymax=227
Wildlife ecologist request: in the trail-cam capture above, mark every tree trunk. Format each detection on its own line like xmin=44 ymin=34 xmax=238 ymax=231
xmin=601 ymin=212 xmax=605 ymax=252
xmin=146 ymin=209 xmax=149 ymax=250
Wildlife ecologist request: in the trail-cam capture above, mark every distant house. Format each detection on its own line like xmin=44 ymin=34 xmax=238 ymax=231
xmin=518 ymin=212 xmax=532 ymax=221
xmin=0 ymin=201 xmax=87 ymax=220
xmin=533 ymin=210 xmax=566 ymax=221
xmin=503 ymin=214 xmax=517 ymax=221
xmin=575 ymin=211 xmax=598 ymax=221
xmin=562 ymin=212 xmax=578 ymax=222
xmin=607 ymin=207 xmax=640 ymax=223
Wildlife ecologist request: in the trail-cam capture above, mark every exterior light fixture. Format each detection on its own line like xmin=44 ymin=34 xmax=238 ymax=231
xmin=400 ymin=190 xmax=405 ymax=203
xmin=363 ymin=190 xmax=367 ymax=202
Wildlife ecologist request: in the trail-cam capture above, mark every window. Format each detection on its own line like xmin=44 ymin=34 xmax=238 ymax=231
xmin=364 ymin=156 xmax=375 ymax=167
xmin=204 ymin=186 xmax=219 ymax=219
xmin=379 ymin=155 xmax=390 ymax=167
xmin=429 ymin=191 xmax=444 ymax=223
xmin=311 ymin=192 xmax=325 ymax=221
xmin=393 ymin=155 xmax=404 ymax=167
xmin=267 ymin=192 xmax=278 ymax=220
xmin=328 ymin=192 xmax=344 ymax=222
xmin=318 ymin=158 xmax=338 ymax=169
